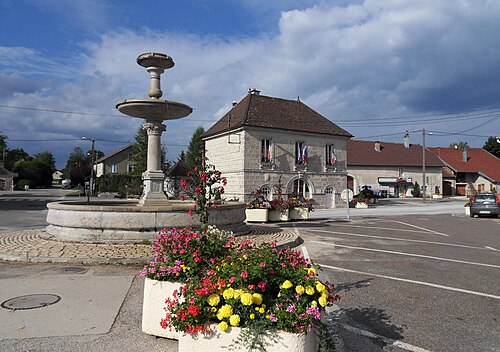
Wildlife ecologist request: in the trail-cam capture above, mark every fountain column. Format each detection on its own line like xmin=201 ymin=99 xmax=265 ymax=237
xmin=139 ymin=120 xmax=167 ymax=206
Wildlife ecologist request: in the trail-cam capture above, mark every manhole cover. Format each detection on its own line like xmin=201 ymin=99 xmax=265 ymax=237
xmin=57 ymin=266 xmax=88 ymax=274
xmin=1 ymin=294 xmax=61 ymax=311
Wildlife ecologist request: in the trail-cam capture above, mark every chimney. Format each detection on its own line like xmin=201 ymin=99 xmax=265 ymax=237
xmin=249 ymin=87 xmax=260 ymax=95
xmin=232 ymin=101 xmax=237 ymax=107
xmin=403 ymin=130 xmax=410 ymax=148
xmin=462 ymin=148 xmax=468 ymax=162
xmin=374 ymin=141 xmax=381 ymax=152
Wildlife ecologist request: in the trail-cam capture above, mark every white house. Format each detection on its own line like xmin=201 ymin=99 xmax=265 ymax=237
xmin=202 ymin=89 xmax=352 ymax=208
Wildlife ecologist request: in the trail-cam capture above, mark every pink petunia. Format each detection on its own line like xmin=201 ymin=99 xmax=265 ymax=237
xmin=241 ymin=271 xmax=248 ymax=279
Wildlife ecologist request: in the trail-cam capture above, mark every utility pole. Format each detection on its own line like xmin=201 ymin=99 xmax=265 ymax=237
xmin=422 ymin=128 xmax=426 ymax=203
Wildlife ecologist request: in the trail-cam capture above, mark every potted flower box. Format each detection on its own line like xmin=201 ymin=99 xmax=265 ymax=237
xmin=178 ymin=326 xmax=318 ymax=352
xmin=245 ymin=208 xmax=269 ymax=222
xmin=290 ymin=207 xmax=310 ymax=220
xmin=268 ymin=208 xmax=290 ymax=222
xmin=142 ymin=278 xmax=183 ymax=339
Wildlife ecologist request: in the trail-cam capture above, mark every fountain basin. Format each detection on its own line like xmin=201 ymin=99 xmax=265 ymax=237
xmin=46 ymin=200 xmax=249 ymax=243
xmin=116 ymin=99 xmax=192 ymax=120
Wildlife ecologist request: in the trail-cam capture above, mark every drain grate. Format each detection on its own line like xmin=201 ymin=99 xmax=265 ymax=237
xmin=1 ymin=294 xmax=61 ymax=311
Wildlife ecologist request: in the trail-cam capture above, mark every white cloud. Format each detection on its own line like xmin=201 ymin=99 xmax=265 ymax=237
xmin=2 ymin=0 xmax=500 ymax=167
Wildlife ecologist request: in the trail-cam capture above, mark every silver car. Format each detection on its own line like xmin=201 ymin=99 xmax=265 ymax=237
xmin=470 ymin=192 xmax=500 ymax=218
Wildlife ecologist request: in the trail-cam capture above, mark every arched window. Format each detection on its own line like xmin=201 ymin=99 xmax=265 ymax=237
xmin=260 ymin=185 xmax=272 ymax=200
xmin=290 ymin=179 xmax=311 ymax=198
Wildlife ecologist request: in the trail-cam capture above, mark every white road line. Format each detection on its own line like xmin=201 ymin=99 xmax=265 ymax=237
xmin=485 ymin=246 xmax=500 ymax=252
xmin=320 ymin=264 xmax=500 ymax=300
xmin=307 ymin=229 xmax=487 ymax=251
xmin=339 ymin=324 xmax=432 ymax=352
xmin=388 ymin=220 xmax=450 ymax=237
xmin=323 ymin=223 xmax=434 ymax=234
xmin=311 ymin=241 xmax=500 ymax=269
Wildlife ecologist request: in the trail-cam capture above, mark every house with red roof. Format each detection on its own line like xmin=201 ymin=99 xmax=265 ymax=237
xmin=347 ymin=140 xmax=444 ymax=198
xmin=428 ymin=147 xmax=500 ymax=196
xmin=203 ymin=89 xmax=352 ymax=208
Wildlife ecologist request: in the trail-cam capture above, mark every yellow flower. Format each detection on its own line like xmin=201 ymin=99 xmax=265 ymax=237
xmin=211 ymin=307 xmax=217 ymax=313
xmin=305 ymin=286 xmax=315 ymax=295
xmin=223 ymin=288 xmax=235 ymax=300
xmin=240 ymin=293 xmax=253 ymax=306
xmin=218 ymin=321 xmax=229 ymax=332
xmin=318 ymin=296 xmax=327 ymax=307
xmin=233 ymin=289 xmax=243 ymax=299
xmin=281 ymin=280 xmax=293 ymax=289
xmin=207 ymin=294 xmax=220 ymax=307
xmin=295 ymin=285 xmax=305 ymax=295
xmin=307 ymin=267 xmax=317 ymax=276
xmin=252 ymin=293 xmax=263 ymax=305
xmin=229 ymin=314 xmax=240 ymax=326
xmin=250 ymin=314 xmax=255 ymax=320
xmin=311 ymin=301 xmax=317 ymax=307
xmin=259 ymin=307 xmax=265 ymax=314
xmin=218 ymin=304 xmax=233 ymax=319
xmin=315 ymin=282 xmax=326 ymax=293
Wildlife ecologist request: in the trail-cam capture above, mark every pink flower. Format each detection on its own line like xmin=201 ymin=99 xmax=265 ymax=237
xmin=229 ymin=276 xmax=236 ymax=284
xmin=241 ymin=271 xmax=248 ymax=279
xmin=180 ymin=194 xmax=185 ymax=201
xmin=248 ymin=284 xmax=256 ymax=290
xmin=258 ymin=281 xmax=266 ymax=291
xmin=259 ymin=262 xmax=266 ymax=268
xmin=187 ymin=210 xmax=193 ymax=217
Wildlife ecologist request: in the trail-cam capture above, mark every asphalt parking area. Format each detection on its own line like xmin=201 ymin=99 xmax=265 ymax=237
xmin=292 ymin=214 xmax=500 ymax=352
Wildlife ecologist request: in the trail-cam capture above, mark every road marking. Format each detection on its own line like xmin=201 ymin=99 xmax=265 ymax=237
xmin=339 ymin=324 xmax=432 ymax=352
xmin=320 ymin=223 xmax=440 ymax=234
xmin=320 ymin=264 xmax=500 ymax=300
xmin=387 ymin=220 xmax=450 ymax=237
xmin=311 ymin=241 xmax=500 ymax=269
xmin=307 ymin=229 xmax=487 ymax=250
xmin=485 ymin=246 xmax=500 ymax=252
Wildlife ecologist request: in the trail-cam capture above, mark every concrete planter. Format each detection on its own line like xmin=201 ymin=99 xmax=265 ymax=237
xmin=245 ymin=208 xmax=269 ymax=222
xmin=432 ymin=194 xmax=443 ymax=199
xmin=290 ymin=207 xmax=310 ymax=220
xmin=268 ymin=209 xmax=290 ymax=222
xmin=355 ymin=202 xmax=368 ymax=209
xmin=464 ymin=206 xmax=470 ymax=216
xmin=142 ymin=278 xmax=183 ymax=340
xmin=178 ymin=326 xmax=318 ymax=352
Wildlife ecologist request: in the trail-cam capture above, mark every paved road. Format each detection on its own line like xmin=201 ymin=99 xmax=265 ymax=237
xmin=291 ymin=214 xmax=500 ymax=352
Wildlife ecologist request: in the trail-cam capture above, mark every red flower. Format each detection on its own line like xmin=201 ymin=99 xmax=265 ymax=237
xmin=241 ymin=271 xmax=248 ymax=279
xmin=187 ymin=305 xmax=199 ymax=317
xmin=259 ymin=261 xmax=266 ymax=268
xmin=248 ymin=284 xmax=256 ymax=290
xmin=180 ymin=194 xmax=185 ymax=201
xmin=187 ymin=210 xmax=193 ymax=217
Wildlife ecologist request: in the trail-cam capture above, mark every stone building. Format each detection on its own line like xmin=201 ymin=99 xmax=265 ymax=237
xmin=95 ymin=145 xmax=136 ymax=177
xmin=0 ymin=160 xmax=15 ymax=191
xmin=202 ymin=89 xmax=352 ymax=208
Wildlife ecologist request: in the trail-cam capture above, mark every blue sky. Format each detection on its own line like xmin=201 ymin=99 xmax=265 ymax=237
xmin=1 ymin=0 xmax=499 ymax=169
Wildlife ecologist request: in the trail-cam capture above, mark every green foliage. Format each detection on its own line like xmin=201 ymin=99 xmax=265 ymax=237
xmin=449 ymin=141 xmax=470 ymax=149
xmin=96 ymin=174 xmax=142 ymax=196
xmin=186 ymin=126 xmax=205 ymax=170
xmin=412 ymin=181 xmax=421 ymax=197
xmin=16 ymin=179 xmax=31 ymax=189
xmin=131 ymin=126 xmax=168 ymax=175
xmin=4 ymin=148 xmax=30 ymax=170
xmin=13 ymin=154 xmax=55 ymax=188
xmin=482 ymin=136 xmax=500 ymax=158
xmin=63 ymin=147 xmax=91 ymax=186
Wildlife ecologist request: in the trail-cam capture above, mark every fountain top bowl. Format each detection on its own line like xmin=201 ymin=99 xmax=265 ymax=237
xmin=116 ymin=99 xmax=192 ymax=121
xmin=137 ymin=52 xmax=174 ymax=69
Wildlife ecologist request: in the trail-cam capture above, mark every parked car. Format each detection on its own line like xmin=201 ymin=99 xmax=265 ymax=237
xmin=470 ymin=192 xmax=500 ymax=218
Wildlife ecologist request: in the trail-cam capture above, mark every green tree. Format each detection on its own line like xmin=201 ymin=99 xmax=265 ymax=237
xmin=4 ymin=148 xmax=30 ymax=170
xmin=186 ymin=126 xmax=205 ymax=170
xmin=178 ymin=150 xmax=186 ymax=162
xmin=0 ymin=133 xmax=6 ymax=159
xmin=33 ymin=151 xmax=56 ymax=187
xmin=63 ymin=147 xmax=90 ymax=186
xmin=412 ymin=181 xmax=421 ymax=197
xmin=449 ymin=141 xmax=470 ymax=149
xmin=482 ymin=136 xmax=500 ymax=158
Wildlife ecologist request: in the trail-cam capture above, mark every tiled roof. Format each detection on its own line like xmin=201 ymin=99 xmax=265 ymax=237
xmin=347 ymin=140 xmax=443 ymax=167
xmin=96 ymin=145 xmax=133 ymax=163
xmin=203 ymin=92 xmax=352 ymax=139
xmin=428 ymin=147 xmax=500 ymax=182
xmin=169 ymin=160 xmax=189 ymax=177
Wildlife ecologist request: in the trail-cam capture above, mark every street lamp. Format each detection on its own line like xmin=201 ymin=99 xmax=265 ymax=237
xmin=421 ymin=129 xmax=433 ymax=203
xmin=82 ymin=137 xmax=96 ymax=202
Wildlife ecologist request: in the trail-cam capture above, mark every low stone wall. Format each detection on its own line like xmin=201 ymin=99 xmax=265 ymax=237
xmin=46 ymin=200 xmax=249 ymax=243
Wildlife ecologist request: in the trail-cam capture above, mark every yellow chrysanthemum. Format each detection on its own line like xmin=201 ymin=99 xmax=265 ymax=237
xmin=252 ymin=293 xmax=263 ymax=305
xmin=295 ymin=285 xmax=305 ymax=295
xmin=315 ymin=282 xmax=326 ymax=293
xmin=229 ymin=314 xmax=240 ymax=327
xmin=218 ymin=304 xmax=233 ymax=319
xmin=318 ymin=296 xmax=327 ymax=307
xmin=240 ymin=293 xmax=253 ymax=306
xmin=218 ymin=321 xmax=229 ymax=332
xmin=259 ymin=307 xmax=265 ymax=314
xmin=305 ymin=286 xmax=315 ymax=295
xmin=281 ymin=280 xmax=293 ymax=289
xmin=233 ymin=289 xmax=243 ymax=299
xmin=250 ymin=313 xmax=255 ymax=320
xmin=207 ymin=294 xmax=220 ymax=307
xmin=311 ymin=301 xmax=317 ymax=307
xmin=223 ymin=288 xmax=235 ymax=300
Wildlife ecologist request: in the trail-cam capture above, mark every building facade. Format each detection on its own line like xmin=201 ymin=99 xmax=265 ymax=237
xmin=0 ymin=161 xmax=15 ymax=191
xmin=203 ymin=90 xmax=352 ymax=208
xmin=347 ymin=140 xmax=444 ymax=197
xmin=95 ymin=145 xmax=136 ymax=177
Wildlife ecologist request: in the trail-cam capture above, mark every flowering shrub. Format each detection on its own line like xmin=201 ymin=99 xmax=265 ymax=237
xmin=180 ymin=157 xmax=227 ymax=228
xmin=288 ymin=195 xmax=315 ymax=212
xmin=161 ymin=241 xmax=340 ymax=350
xmin=246 ymin=188 xmax=271 ymax=209
xmin=139 ymin=226 xmax=237 ymax=282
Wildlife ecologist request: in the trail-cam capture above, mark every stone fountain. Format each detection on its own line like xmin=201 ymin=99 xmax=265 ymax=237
xmin=45 ymin=52 xmax=248 ymax=243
